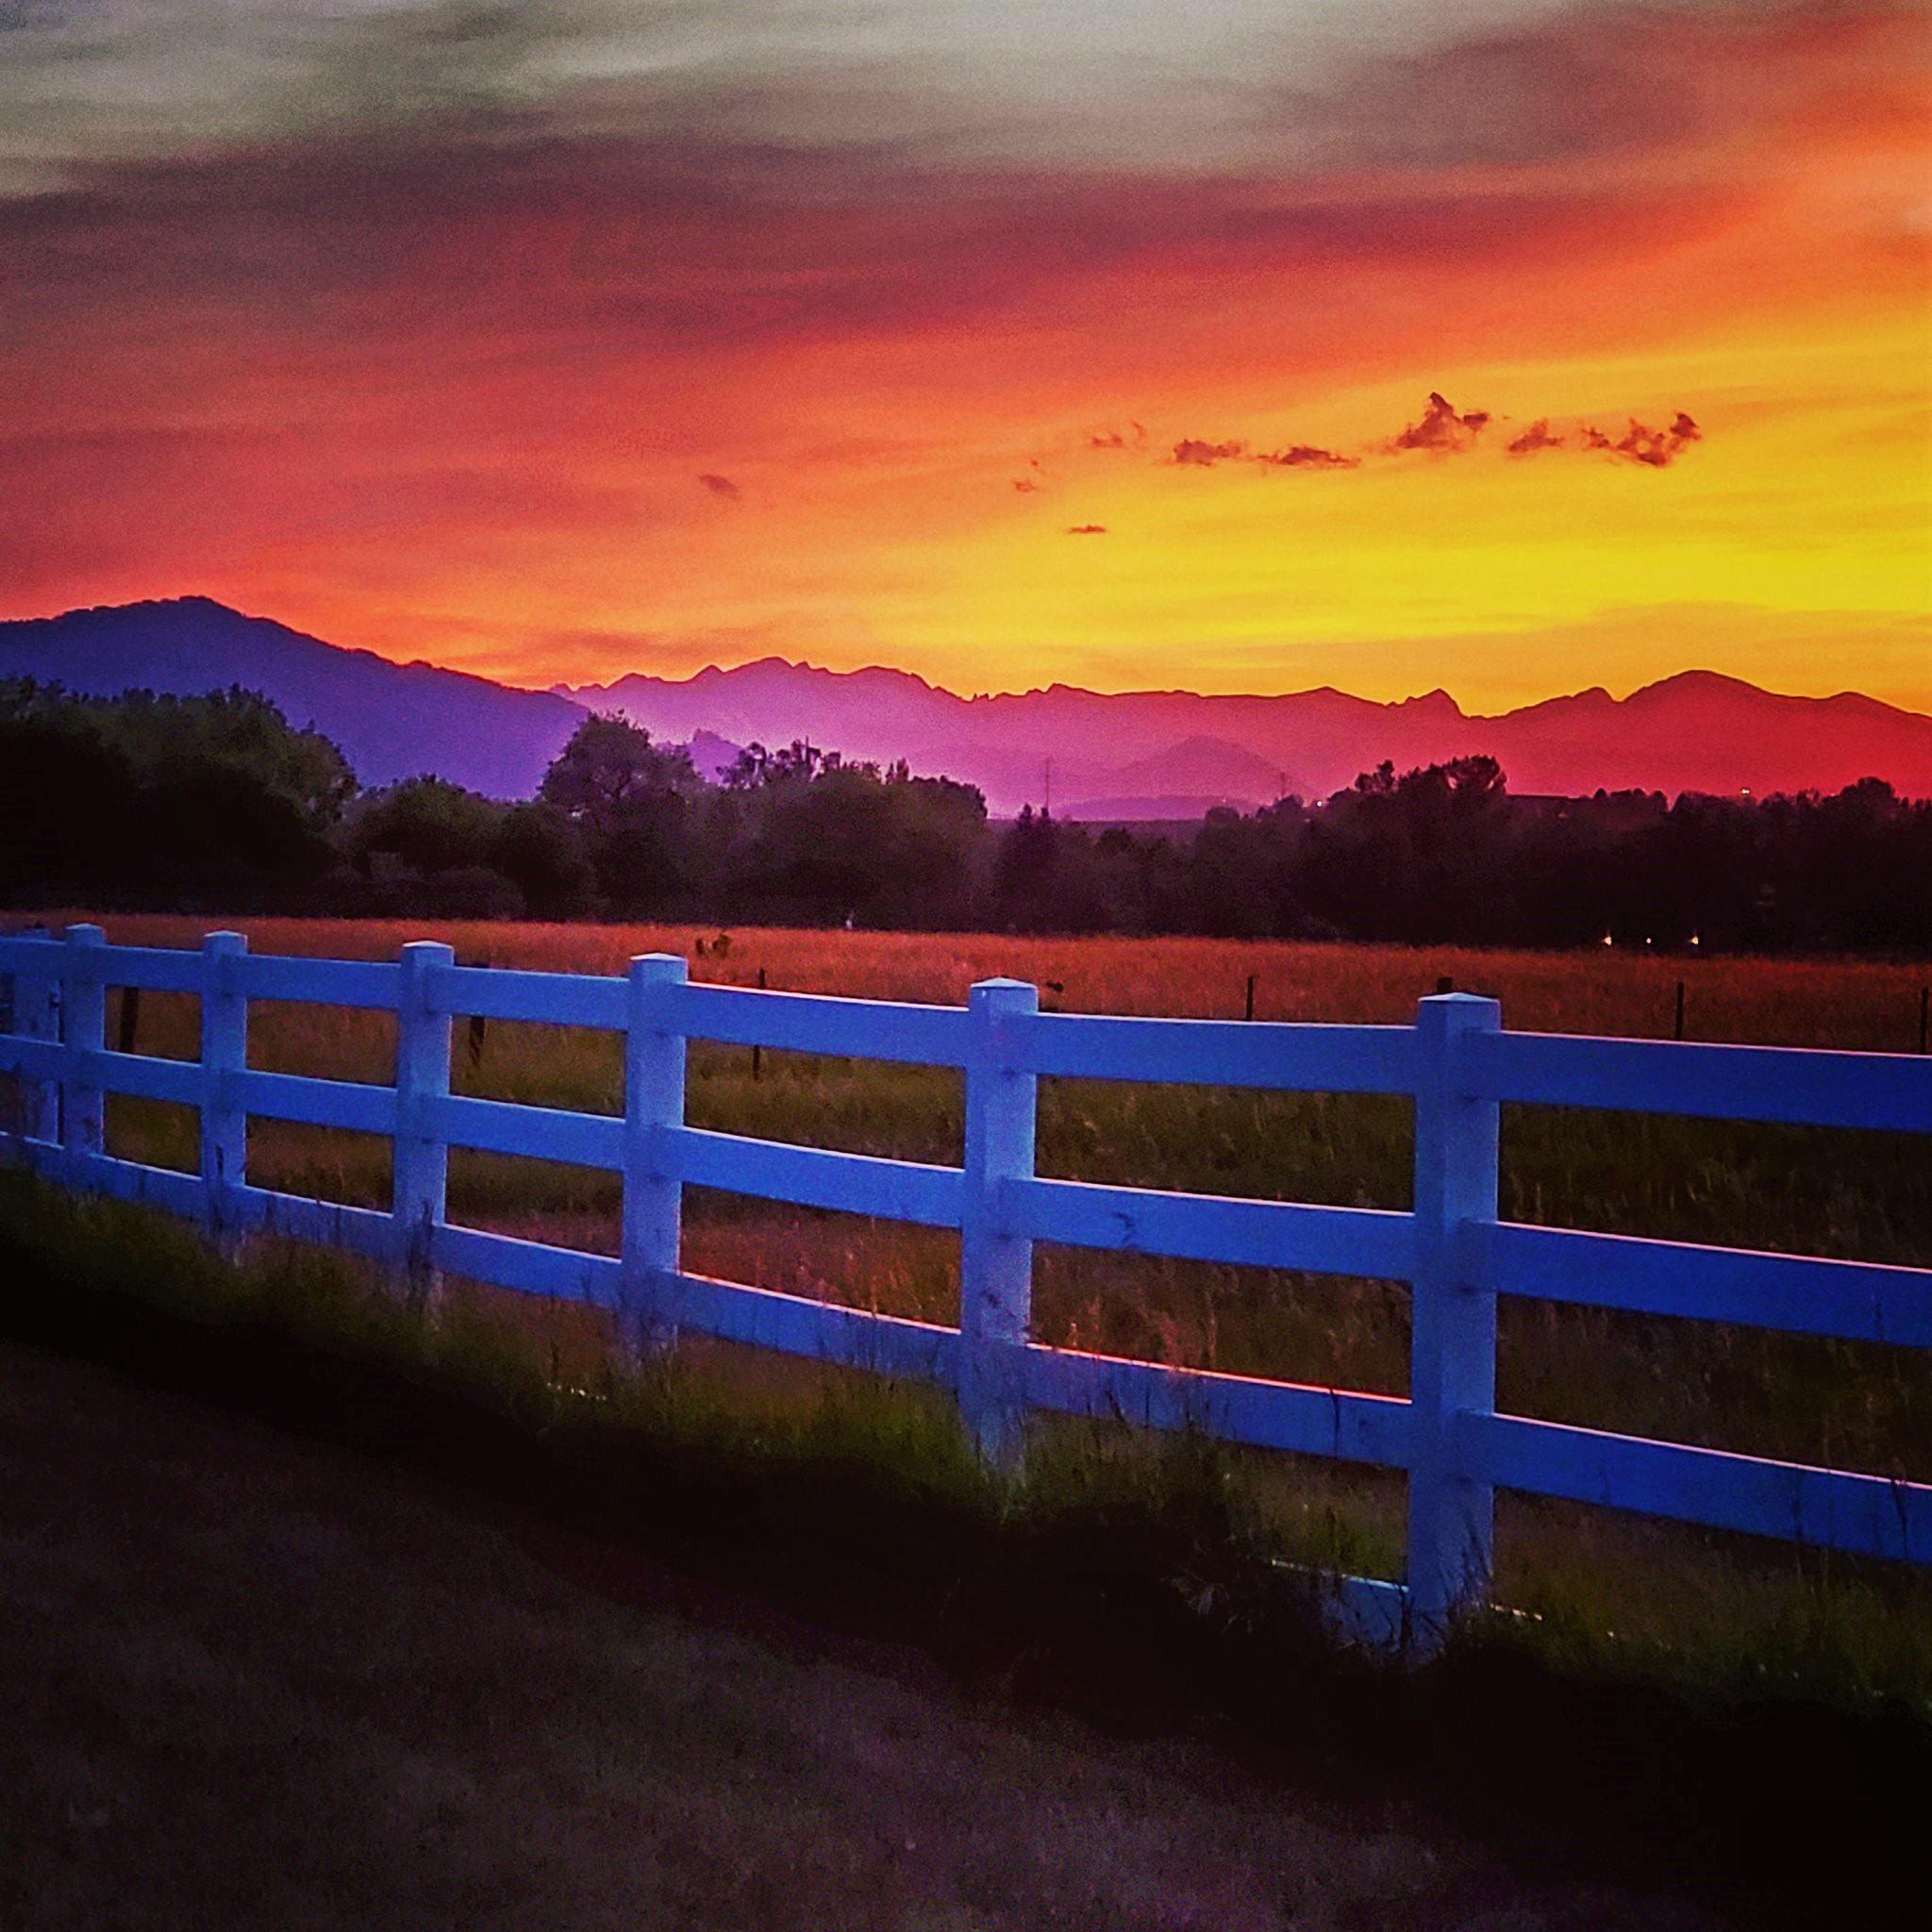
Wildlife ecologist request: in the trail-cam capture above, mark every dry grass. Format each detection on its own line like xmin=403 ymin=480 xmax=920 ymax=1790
xmin=28 ymin=909 xmax=1932 ymax=1041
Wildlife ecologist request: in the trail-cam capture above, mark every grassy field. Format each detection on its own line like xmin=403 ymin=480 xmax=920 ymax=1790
xmin=8 ymin=914 xmax=1932 ymax=1695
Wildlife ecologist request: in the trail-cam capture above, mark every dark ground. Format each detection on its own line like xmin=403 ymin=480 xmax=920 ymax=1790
xmin=0 ymin=1340 xmax=1729 ymax=1932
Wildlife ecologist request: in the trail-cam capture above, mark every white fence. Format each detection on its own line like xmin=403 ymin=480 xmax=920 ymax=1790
xmin=2 ymin=924 xmax=1928 ymax=1647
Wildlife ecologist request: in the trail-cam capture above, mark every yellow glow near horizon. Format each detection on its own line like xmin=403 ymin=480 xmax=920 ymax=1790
xmin=816 ymin=313 xmax=1932 ymax=707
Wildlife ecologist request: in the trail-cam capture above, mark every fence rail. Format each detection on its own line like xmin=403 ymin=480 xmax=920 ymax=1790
xmin=3 ymin=924 xmax=1929 ymax=1649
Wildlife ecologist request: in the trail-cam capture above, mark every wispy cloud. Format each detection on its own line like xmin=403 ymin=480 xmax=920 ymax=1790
xmin=1065 ymin=523 xmax=1108 ymax=534
xmin=697 ymin=472 xmax=741 ymax=500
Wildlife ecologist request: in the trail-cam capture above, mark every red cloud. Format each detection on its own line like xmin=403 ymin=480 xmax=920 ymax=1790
xmin=1255 ymin=443 xmax=1359 ymax=470
xmin=1391 ymin=392 xmax=1491 ymax=455
xmin=1581 ymin=411 xmax=1703 ymax=466
xmin=1171 ymin=438 xmax=1248 ymax=466
xmin=1507 ymin=420 xmax=1565 ymax=457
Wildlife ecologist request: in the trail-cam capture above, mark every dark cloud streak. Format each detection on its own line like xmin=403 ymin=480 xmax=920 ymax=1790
xmin=1391 ymin=391 xmax=1490 ymax=455
xmin=1255 ymin=443 xmax=1358 ymax=471
xmin=1157 ymin=395 xmax=1703 ymax=480
xmin=1507 ymin=419 xmax=1564 ymax=456
xmin=1171 ymin=438 xmax=1246 ymax=467
xmin=1580 ymin=410 xmax=1703 ymax=466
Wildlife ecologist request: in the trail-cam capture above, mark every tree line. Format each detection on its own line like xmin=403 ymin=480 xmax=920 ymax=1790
xmin=4 ymin=680 xmax=1928 ymax=951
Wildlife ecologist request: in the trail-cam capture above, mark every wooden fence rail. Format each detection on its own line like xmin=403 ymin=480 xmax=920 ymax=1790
xmin=3 ymin=924 xmax=1929 ymax=1649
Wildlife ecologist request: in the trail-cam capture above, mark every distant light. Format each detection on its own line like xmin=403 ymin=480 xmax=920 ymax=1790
xmin=1740 ymin=787 xmax=1752 ymax=797
xmin=1602 ymin=934 xmax=1614 ymax=947
xmin=1690 ymin=933 xmax=1701 ymax=947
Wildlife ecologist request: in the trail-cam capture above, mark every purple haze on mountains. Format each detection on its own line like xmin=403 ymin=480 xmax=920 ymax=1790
xmin=4 ymin=597 xmax=1930 ymax=809
xmin=563 ymin=663 xmax=1932 ymax=811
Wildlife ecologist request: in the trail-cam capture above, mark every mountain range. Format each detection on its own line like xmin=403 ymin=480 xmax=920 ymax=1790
xmin=5 ymin=596 xmax=1930 ymax=811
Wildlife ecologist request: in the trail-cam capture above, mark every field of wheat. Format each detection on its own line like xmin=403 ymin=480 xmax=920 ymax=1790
xmin=11 ymin=912 xmax=1932 ymax=1685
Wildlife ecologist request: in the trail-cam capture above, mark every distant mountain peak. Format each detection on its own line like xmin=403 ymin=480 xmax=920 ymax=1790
xmin=1631 ymin=667 xmax=1764 ymax=696
xmin=0 ymin=596 xmax=585 ymax=795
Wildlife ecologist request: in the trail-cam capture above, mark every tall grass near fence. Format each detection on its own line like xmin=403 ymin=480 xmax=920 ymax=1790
xmin=0 ymin=1162 xmax=1925 ymax=1726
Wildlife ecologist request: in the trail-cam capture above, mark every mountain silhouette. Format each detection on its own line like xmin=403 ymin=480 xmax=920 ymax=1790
xmin=5 ymin=597 xmax=1929 ymax=809
xmin=0 ymin=597 xmax=584 ymax=795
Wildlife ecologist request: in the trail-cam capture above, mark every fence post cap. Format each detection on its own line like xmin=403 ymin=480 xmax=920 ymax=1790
xmin=969 ymin=976 xmax=1038 ymax=1008
xmin=629 ymin=952 xmax=690 ymax=979
xmin=64 ymin=924 xmax=107 ymax=987
xmin=202 ymin=929 xmax=247 ymax=954
xmin=400 ymin=939 xmax=456 ymax=961
xmin=1415 ymin=991 xmax=1501 ymax=1030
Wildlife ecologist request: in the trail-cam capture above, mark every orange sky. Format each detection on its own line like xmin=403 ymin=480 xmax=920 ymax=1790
xmin=1 ymin=1 xmax=1926 ymax=710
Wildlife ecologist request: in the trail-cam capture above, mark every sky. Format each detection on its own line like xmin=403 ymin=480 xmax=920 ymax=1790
xmin=1 ymin=0 xmax=1927 ymax=710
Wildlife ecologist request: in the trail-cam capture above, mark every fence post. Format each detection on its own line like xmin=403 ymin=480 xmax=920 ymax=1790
xmin=958 ymin=976 xmax=1039 ymax=1464
xmin=1407 ymin=990 xmax=1503 ymax=1646
xmin=61 ymin=924 xmax=108 ymax=1166
xmin=200 ymin=931 xmax=248 ymax=1246
xmin=623 ymin=952 xmax=689 ymax=1357
xmin=393 ymin=940 xmax=455 ymax=1308
xmin=11 ymin=928 xmax=58 ymax=1145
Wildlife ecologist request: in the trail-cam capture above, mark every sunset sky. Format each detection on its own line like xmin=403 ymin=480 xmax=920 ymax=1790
xmin=2 ymin=1 xmax=1927 ymax=710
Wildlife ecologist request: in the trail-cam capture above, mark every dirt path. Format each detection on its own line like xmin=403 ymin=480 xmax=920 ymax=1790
xmin=0 ymin=1342 xmax=1724 ymax=1932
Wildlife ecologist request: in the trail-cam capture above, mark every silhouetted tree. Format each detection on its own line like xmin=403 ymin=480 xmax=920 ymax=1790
xmin=712 ymin=747 xmax=986 ymax=926
xmin=0 ymin=681 xmax=342 ymax=908
xmin=346 ymin=777 xmax=501 ymax=878
xmin=0 ymin=708 xmax=142 ymax=901
xmin=540 ymin=714 xmax=702 ymax=914
xmin=489 ymin=802 xmax=596 ymax=920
